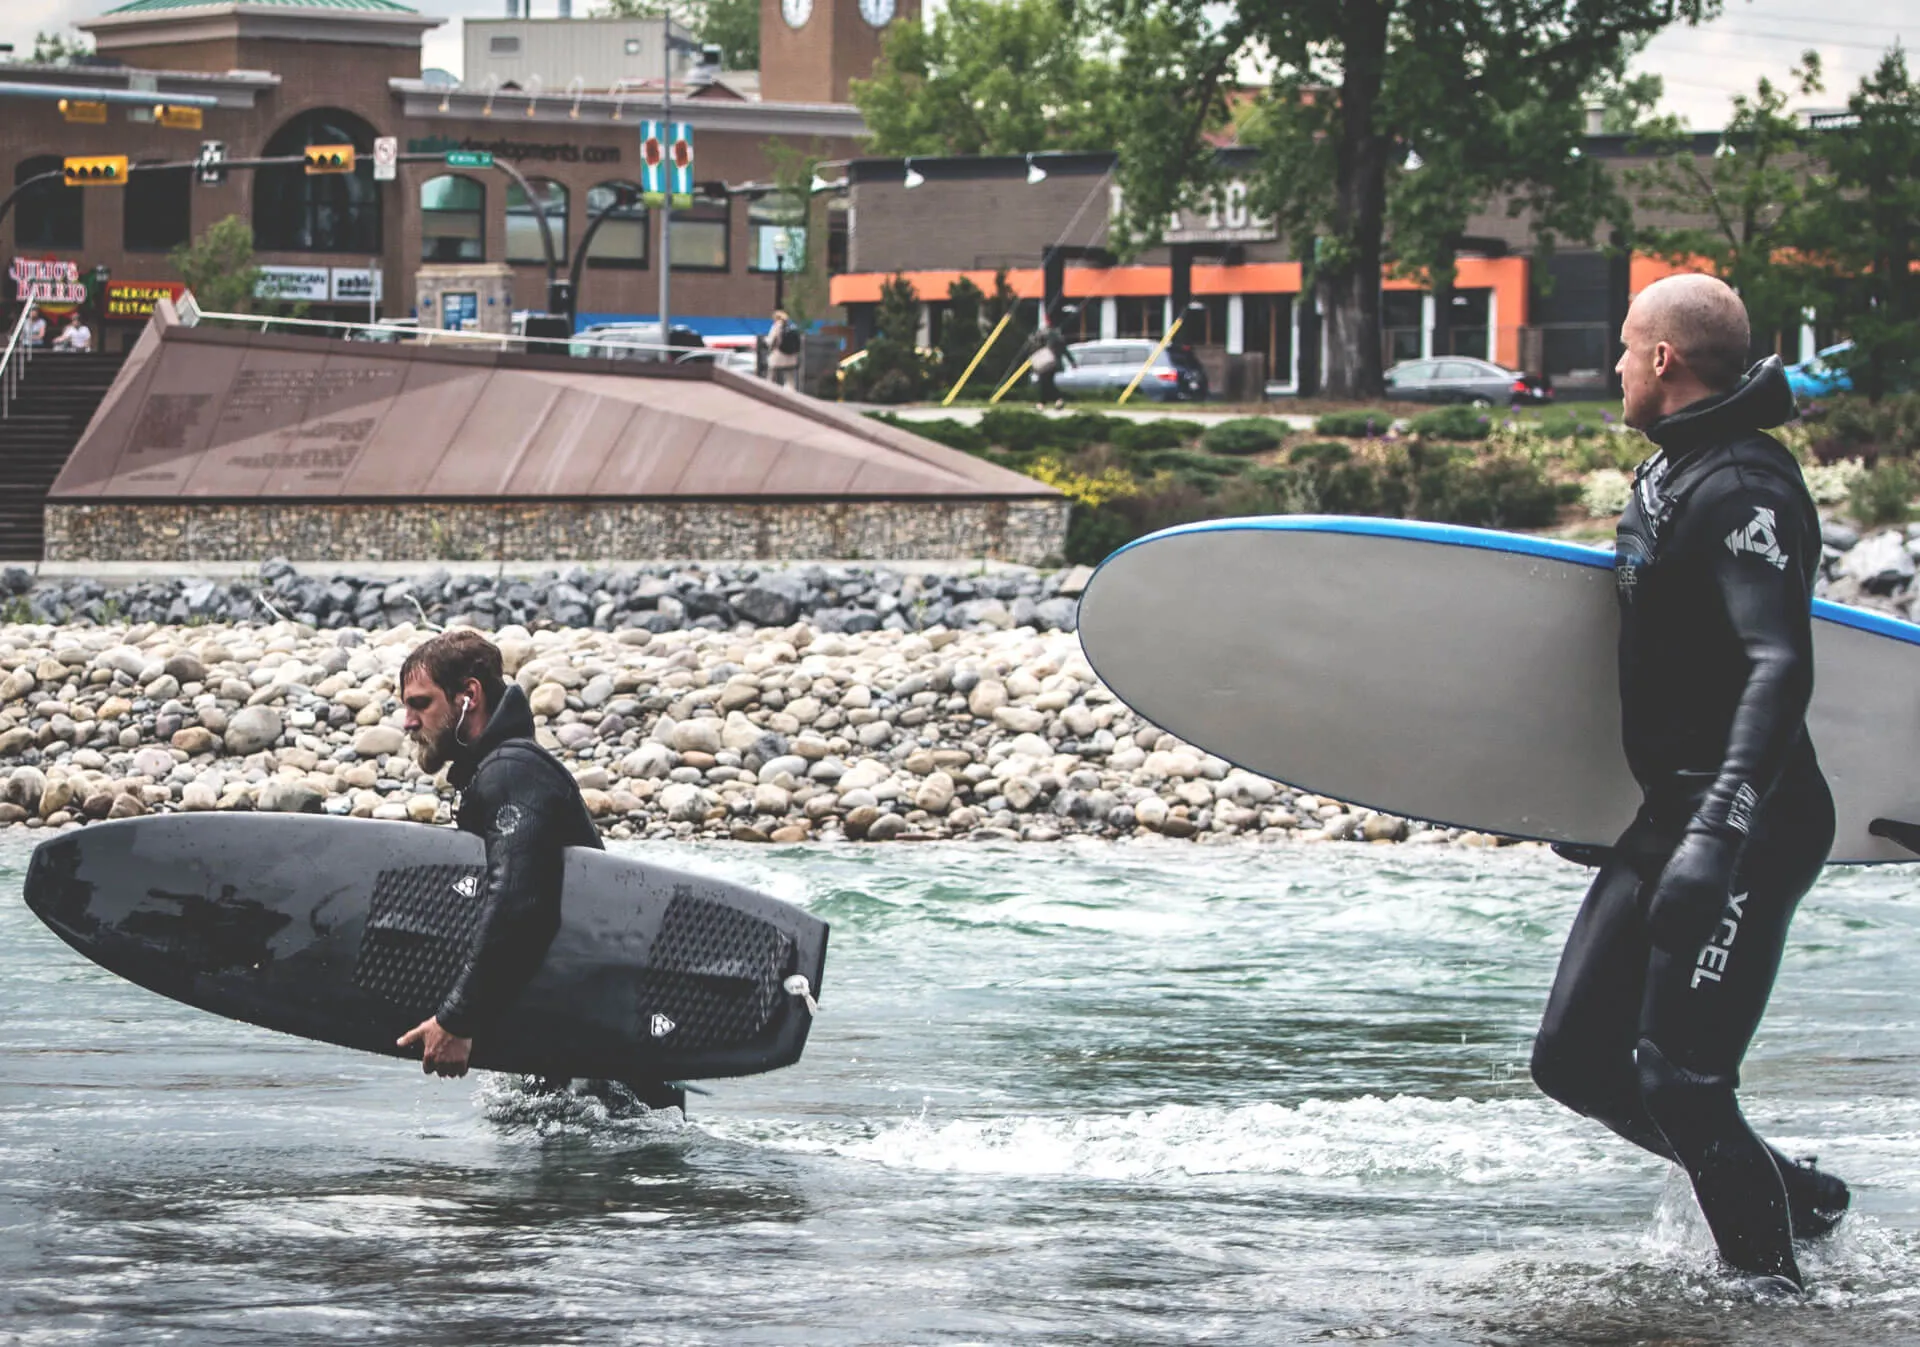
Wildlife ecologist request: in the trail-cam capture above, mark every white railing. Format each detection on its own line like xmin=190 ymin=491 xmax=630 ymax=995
xmin=190 ymin=309 xmax=725 ymax=364
xmin=1 ymin=299 xmax=38 ymax=420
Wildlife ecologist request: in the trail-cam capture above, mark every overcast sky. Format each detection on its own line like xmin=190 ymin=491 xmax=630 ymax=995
xmin=1 ymin=0 xmax=1909 ymax=131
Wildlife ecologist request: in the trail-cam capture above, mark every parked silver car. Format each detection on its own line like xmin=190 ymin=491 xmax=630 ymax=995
xmin=1383 ymin=356 xmax=1551 ymax=406
xmin=1048 ymin=339 xmax=1210 ymax=402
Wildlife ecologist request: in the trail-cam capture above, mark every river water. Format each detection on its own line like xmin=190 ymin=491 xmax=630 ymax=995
xmin=3 ymin=835 xmax=1917 ymax=1345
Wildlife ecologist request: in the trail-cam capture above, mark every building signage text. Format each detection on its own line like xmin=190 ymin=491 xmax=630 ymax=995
xmin=10 ymin=258 xmax=87 ymax=305
xmin=105 ymin=280 xmax=188 ymax=320
xmin=1108 ymin=180 xmax=1276 ymax=244
xmin=255 ymin=266 xmax=330 ymax=302
xmin=254 ymin=266 xmax=384 ymax=303
xmin=408 ymin=135 xmax=620 ymax=165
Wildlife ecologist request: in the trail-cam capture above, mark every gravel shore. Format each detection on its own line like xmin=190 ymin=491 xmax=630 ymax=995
xmin=0 ymin=617 xmax=1490 ymax=848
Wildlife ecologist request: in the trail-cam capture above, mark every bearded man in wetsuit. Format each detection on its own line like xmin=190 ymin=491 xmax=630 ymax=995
xmin=1529 ymin=274 xmax=1847 ymax=1292
xmin=394 ymin=630 xmax=684 ymax=1108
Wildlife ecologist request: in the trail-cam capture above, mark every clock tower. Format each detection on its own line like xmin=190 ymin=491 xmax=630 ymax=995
xmin=760 ymin=0 xmax=918 ymax=104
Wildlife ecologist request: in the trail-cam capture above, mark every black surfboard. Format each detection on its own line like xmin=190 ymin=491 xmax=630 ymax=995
xmin=22 ymin=814 xmax=827 ymax=1084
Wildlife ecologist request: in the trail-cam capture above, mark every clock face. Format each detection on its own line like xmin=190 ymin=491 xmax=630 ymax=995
xmin=781 ymin=0 xmax=812 ymax=28
xmin=858 ymin=0 xmax=896 ymax=24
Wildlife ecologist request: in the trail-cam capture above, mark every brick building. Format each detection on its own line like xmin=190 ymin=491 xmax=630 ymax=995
xmin=3 ymin=0 xmax=913 ymax=348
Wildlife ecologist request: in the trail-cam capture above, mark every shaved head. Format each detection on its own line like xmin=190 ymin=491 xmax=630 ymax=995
xmin=1633 ymin=274 xmax=1751 ymax=391
xmin=1616 ymin=274 xmax=1753 ymax=429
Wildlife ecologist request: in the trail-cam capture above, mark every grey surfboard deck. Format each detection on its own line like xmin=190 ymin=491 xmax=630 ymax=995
xmin=23 ymin=814 xmax=827 ymax=1080
xmin=1077 ymin=516 xmax=1920 ymax=863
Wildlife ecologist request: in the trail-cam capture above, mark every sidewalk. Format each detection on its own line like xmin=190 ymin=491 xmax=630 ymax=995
xmin=873 ymin=404 xmax=1319 ymax=431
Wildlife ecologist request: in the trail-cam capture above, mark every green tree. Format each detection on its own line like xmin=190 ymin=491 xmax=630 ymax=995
xmin=592 ymin=0 xmax=758 ymax=72
xmin=1627 ymin=55 xmax=1824 ymax=361
xmin=1798 ymin=49 xmax=1920 ymax=400
xmin=852 ymin=0 xmax=1127 ymax=155
xmin=937 ymin=275 xmax=988 ymax=392
xmin=843 ymin=275 xmax=931 ymax=403
xmin=1385 ymin=56 xmax=1652 ymax=358
xmin=1102 ymin=0 xmax=1718 ymax=398
xmin=169 ymin=216 xmax=262 ymax=315
xmin=31 ymin=30 xmax=93 ymax=64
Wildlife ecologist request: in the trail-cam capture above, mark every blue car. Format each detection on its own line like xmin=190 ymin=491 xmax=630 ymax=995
xmin=1786 ymin=341 xmax=1853 ymax=399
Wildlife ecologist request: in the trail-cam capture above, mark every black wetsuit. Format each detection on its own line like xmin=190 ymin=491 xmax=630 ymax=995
xmin=437 ymin=682 xmax=602 ymax=1039
xmin=1530 ymin=356 xmax=1845 ymax=1287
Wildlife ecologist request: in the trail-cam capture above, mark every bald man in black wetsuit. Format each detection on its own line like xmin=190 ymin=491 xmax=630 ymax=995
xmin=1529 ymin=274 xmax=1848 ymax=1293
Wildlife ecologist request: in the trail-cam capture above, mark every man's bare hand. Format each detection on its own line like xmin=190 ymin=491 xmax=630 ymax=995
xmin=397 ymin=1017 xmax=473 ymax=1077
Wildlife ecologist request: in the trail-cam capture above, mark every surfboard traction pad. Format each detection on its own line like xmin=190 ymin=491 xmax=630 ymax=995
xmin=353 ymin=864 xmax=795 ymax=1051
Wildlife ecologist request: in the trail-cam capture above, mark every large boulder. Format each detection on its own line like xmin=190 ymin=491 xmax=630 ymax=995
xmin=223 ymin=705 xmax=283 ymax=755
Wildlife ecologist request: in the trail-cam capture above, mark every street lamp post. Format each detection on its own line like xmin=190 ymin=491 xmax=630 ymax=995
xmin=771 ymin=229 xmax=788 ymax=313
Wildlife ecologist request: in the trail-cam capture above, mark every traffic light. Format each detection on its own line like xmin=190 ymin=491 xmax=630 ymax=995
xmin=63 ymin=155 xmax=128 ymax=187
xmin=304 ymin=144 xmax=355 ymax=175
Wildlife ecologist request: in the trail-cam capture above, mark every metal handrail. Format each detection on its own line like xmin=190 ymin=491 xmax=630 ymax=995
xmin=1 ymin=299 xmax=38 ymax=420
xmin=190 ymin=308 xmax=717 ymax=362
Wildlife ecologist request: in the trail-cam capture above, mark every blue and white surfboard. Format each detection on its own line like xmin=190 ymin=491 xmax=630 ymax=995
xmin=1077 ymin=516 xmax=1920 ymax=863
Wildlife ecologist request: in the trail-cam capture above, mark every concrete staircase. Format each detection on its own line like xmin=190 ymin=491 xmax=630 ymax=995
xmin=0 ymin=352 xmax=125 ymax=561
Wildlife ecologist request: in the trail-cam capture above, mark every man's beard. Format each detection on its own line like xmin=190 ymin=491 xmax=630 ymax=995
xmin=413 ymin=723 xmax=457 ymax=774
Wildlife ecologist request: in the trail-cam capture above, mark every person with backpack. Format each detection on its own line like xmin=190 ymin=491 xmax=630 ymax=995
xmin=1030 ymin=310 xmax=1075 ymax=408
xmin=767 ymin=309 xmax=801 ymax=390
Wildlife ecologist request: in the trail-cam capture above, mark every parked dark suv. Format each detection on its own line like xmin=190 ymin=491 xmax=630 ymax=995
xmin=1384 ymin=356 xmax=1551 ymax=406
xmin=1045 ymin=339 xmax=1211 ymax=402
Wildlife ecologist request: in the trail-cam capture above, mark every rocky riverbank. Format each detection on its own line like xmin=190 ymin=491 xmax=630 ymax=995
xmin=0 ymin=618 xmax=1482 ymax=848
xmin=0 ymin=560 xmax=1086 ymax=636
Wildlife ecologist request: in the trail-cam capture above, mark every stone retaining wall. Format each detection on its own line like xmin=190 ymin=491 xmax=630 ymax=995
xmin=44 ymin=499 xmax=1071 ymax=566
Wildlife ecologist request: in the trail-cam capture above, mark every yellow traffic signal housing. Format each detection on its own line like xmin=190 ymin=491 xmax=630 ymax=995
xmin=63 ymin=155 xmax=129 ymax=186
xmin=304 ymin=144 xmax=356 ymax=175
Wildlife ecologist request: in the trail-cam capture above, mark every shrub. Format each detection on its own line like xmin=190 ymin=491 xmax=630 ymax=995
xmin=1288 ymin=440 xmax=1352 ymax=469
xmin=1052 ymin=410 xmax=1132 ymax=447
xmin=879 ymin=415 xmax=986 ymax=452
xmin=1850 ymin=460 xmax=1916 ymax=526
xmin=1408 ymin=405 xmax=1493 ymax=442
xmin=1804 ymin=392 xmax=1920 ymax=465
xmin=1533 ymin=407 xmax=1609 ymax=440
xmin=1138 ymin=449 xmax=1245 ymax=489
xmin=1314 ymin=408 xmax=1397 ymax=437
xmin=978 ymin=408 xmax=1060 ymax=452
xmin=1580 ymin=468 xmax=1633 ymax=518
xmin=1417 ymin=453 xmax=1569 ymax=529
xmin=1803 ymin=457 xmax=1867 ymax=505
xmin=1111 ymin=420 xmax=1193 ymax=454
xmin=1201 ymin=416 xmax=1287 ymax=456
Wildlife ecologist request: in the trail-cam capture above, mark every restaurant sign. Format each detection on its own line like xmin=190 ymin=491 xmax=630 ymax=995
xmin=105 ymin=280 xmax=188 ymax=320
xmin=10 ymin=258 xmax=88 ymax=306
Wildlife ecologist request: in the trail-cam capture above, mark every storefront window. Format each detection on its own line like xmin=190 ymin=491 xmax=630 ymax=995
xmin=826 ymin=198 xmax=848 ymax=275
xmin=506 ymin=178 xmax=568 ymax=265
xmin=14 ymin=156 xmax=80 ymax=251
xmin=1243 ymin=294 xmax=1295 ymax=384
xmin=254 ymin=108 xmax=381 ymax=254
xmin=585 ymin=181 xmax=646 ymax=268
xmin=748 ymin=192 xmax=805 ymax=273
xmin=1114 ymin=296 xmax=1164 ymax=340
xmin=670 ymin=192 xmax=729 ymax=271
xmin=125 ymin=163 xmax=191 ymax=254
xmin=420 ymin=175 xmax=483 ymax=263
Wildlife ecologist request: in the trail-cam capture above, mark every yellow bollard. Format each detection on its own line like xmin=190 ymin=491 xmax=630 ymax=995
xmin=941 ymin=310 xmax=1014 ymax=407
xmin=989 ymin=355 xmax=1036 ymax=405
xmin=1117 ymin=316 xmax=1185 ymax=406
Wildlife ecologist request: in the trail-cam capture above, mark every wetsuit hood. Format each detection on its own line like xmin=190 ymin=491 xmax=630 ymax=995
xmin=1645 ymin=355 xmax=1796 ymax=458
xmin=448 ymin=682 xmax=535 ymax=789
